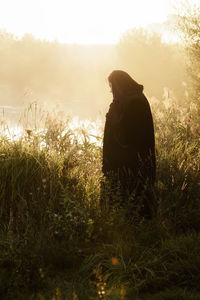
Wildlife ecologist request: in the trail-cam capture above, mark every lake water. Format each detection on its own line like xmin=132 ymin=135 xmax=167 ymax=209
xmin=0 ymin=105 xmax=103 ymax=144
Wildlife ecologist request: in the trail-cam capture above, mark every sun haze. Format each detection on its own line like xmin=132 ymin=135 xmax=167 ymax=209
xmin=0 ymin=0 xmax=173 ymax=44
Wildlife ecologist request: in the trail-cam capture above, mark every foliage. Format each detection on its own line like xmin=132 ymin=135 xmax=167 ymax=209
xmin=176 ymin=0 xmax=200 ymax=103
xmin=118 ymin=28 xmax=187 ymax=100
xmin=0 ymin=94 xmax=199 ymax=299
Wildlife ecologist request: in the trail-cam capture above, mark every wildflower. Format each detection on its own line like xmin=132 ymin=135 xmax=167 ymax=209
xmin=39 ymin=268 xmax=44 ymax=279
xmin=111 ymin=257 xmax=119 ymax=265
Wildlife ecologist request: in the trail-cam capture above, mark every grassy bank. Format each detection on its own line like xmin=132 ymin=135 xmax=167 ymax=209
xmin=0 ymin=98 xmax=200 ymax=299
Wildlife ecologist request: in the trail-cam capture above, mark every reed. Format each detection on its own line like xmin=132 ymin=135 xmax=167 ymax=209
xmin=0 ymin=96 xmax=199 ymax=299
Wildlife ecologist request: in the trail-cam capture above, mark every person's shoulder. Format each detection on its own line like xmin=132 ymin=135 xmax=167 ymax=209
xmin=127 ymin=93 xmax=149 ymax=107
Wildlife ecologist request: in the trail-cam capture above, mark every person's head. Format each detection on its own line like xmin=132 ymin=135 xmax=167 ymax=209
xmin=108 ymin=70 xmax=143 ymax=100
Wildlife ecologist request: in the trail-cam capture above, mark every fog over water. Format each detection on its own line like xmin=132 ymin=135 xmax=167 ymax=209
xmin=0 ymin=27 xmax=188 ymax=127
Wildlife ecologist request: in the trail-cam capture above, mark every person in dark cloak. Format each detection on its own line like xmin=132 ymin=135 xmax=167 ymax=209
xmin=101 ymin=70 xmax=156 ymax=218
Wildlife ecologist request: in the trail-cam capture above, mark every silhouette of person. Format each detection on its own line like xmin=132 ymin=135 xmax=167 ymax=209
xmin=102 ymin=70 xmax=156 ymax=218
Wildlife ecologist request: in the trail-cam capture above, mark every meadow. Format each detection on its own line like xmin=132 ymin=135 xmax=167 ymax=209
xmin=0 ymin=92 xmax=199 ymax=300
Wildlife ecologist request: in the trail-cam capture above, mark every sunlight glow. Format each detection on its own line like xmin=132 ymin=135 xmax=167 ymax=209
xmin=68 ymin=117 xmax=102 ymax=144
xmin=0 ymin=116 xmax=102 ymax=145
xmin=0 ymin=125 xmax=23 ymax=142
xmin=0 ymin=0 xmax=173 ymax=44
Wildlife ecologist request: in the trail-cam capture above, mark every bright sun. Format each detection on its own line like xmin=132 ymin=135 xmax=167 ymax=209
xmin=0 ymin=0 xmax=173 ymax=44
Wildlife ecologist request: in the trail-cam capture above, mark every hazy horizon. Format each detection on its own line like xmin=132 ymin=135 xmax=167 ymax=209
xmin=0 ymin=28 xmax=187 ymax=122
xmin=0 ymin=0 xmax=191 ymax=122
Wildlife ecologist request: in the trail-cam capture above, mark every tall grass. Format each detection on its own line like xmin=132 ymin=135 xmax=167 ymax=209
xmin=0 ymin=95 xmax=199 ymax=299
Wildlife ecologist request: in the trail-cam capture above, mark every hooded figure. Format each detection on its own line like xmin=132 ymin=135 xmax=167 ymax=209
xmin=102 ymin=70 xmax=156 ymax=217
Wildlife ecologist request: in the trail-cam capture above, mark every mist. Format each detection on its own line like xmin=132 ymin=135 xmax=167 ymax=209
xmin=0 ymin=27 xmax=187 ymax=121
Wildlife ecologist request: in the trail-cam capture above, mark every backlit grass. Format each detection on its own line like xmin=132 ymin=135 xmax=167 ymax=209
xmin=0 ymin=96 xmax=199 ymax=299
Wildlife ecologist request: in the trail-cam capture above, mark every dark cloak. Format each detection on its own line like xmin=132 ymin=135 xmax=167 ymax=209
xmin=102 ymin=70 xmax=156 ymax=215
